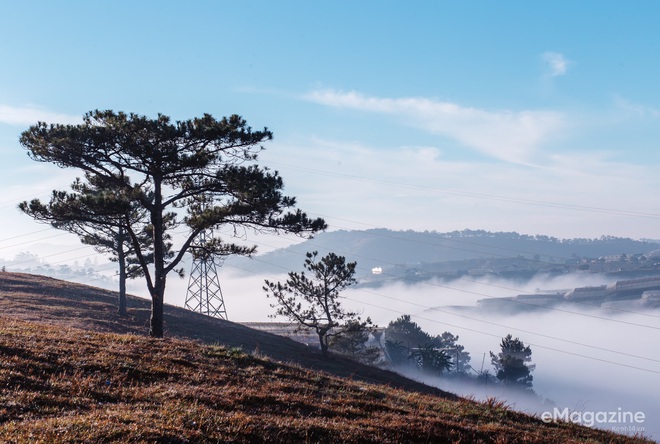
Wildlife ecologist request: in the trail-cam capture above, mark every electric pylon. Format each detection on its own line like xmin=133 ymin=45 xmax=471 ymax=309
xmin=184 ymin=229 xmax=228 ymax=319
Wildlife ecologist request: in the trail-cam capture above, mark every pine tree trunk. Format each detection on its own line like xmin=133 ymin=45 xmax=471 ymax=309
xmin=117 ymin=233 xmax=127 ymax=316
xmin=150 ymin=281 xmax=165 ymax=338
xmin=117 ymin=261 xmax=127 ymax=316
xmin=319 ymin=332 xmax=329 ymax=358
xmin=149 ymin=177 xmax=166 ymax=338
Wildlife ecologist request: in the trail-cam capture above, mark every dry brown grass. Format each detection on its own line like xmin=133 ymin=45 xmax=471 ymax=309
xmin=0 ymin=272 xmax=654 ymax=443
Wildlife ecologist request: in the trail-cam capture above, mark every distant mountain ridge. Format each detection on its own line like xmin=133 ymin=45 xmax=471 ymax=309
xmin=228 ymin=229 xmax=660 ymax=277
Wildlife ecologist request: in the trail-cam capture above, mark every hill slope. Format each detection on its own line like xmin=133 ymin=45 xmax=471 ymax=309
xmin=0 ymin=272 xmax=441 ymax=393
xmin=0 ymin=272 xmax=653 ymax=443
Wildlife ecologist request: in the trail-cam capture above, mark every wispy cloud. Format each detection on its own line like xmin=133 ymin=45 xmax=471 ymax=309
xmin=265 ymin=136 xmax=660 ymax=239
xmin=613 ymin=95 xmax=660 ymax=118
xmin=304 ymin=90 xmax=565 ymax=164
xmin=0 ymin=105 xmax=81 ymax=126
xmin=541 ymin=51 xmax=570 ymax=77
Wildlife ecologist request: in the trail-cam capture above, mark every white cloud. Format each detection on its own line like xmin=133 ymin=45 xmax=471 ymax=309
xmin=261 ymin=135 xmax=660 ymax=240
xmin=613 ymin=95 xmax=660 ymax=118
xmin=541 ymin=51 xmax=570 ymax=77
xmin=0 ymin=105 xmax=81 ymax=126
xmin=304 ymin=90 xmax=565 ymax=164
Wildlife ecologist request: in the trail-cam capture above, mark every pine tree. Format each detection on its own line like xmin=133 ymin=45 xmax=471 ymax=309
xmin=490 ymin=334 xmax=535 ymax=390
xmin=20 ymin=110 xmax=325 ymax=337
xmin=264 ymin=251 xmax=370 ymax=357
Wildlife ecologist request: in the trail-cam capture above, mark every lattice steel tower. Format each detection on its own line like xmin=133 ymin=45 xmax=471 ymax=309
xmin=184 ymin=230 xmax=228 ymax=319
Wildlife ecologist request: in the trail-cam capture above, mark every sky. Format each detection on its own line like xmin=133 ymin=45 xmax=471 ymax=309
xmin=2 ymin=2 xmax=660 ymax=436
xmin=3 ymin=1 xmax=660 ymax=257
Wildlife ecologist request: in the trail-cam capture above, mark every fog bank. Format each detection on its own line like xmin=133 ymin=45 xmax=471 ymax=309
xmin=128 ymin=268 xmax=659 ymax=439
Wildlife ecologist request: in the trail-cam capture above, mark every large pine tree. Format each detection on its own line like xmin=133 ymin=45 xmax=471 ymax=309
xmin=20 ymin=110 xmax=326 ymax=337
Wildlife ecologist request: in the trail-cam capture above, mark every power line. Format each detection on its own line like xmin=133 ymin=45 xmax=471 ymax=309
xmin=226 ymin=253 xmax=660 ymax=358
xmin=223 ymin=258 xmax=660 ymax=376
xmin=9 ymin=192 xmax=660 ymax=322
xmin=265 ymin=160 xmax=660 ymax=220
xmin=1 ymin=232 xmax=70 ymax=250
xmin=242 ymin=234 xmax=660 ymax=323
xmin=11 ymin=218 xmax=658 ymax=323
xmin=16 ymin=224 xmax=660 ymax=330
xmin=0 ymin=227 xmax=57 ymax=243
xmin=354 ymin=287 xmax=660 ymax=365
xmin=6 ymin=246 xmax=101 ymax=268
xmin=348 ymin=297 xmax=660 ymax=376
xmin=247 ymin=253 xmax=660 ymax=331
xmin=306 ymin=212 xmax=657 ymax=270
xmin=10 ymin=231 xmax=657 ymax=377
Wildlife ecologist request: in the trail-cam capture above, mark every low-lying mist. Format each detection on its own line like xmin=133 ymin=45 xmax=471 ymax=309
xmin=350 ymin=273 xmax=659 ymax=439
xmin=128 ymin=268 xmax=659 ymax=439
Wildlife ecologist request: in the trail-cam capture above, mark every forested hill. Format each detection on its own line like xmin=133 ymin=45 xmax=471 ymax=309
xmin=230 ymin=229 xmax=660 ymax=275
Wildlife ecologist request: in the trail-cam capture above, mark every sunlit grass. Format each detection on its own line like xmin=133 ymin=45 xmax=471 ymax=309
xmin=1 ymin=317 xmax=653 ymax=443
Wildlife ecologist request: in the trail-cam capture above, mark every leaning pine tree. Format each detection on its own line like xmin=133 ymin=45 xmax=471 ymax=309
xmin=20 ymin=110 xmax=326 ymax=337
xmin=20 ymin=175 xmax=158 ymax=316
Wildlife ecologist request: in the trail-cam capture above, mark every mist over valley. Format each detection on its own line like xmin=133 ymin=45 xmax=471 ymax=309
xmin=224 ymin=229 xmax=660 ymax=438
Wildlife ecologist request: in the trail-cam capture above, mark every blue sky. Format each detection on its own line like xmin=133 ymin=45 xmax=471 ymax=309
xmin=3 ymin=1 xmax=660 ymax=261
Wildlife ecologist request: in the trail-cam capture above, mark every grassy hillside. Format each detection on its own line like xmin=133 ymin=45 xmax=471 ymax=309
xmin=0 ymin=272 xmax=452 ymax=393
xmin=0 ymin=272 xmax=653 ymax=443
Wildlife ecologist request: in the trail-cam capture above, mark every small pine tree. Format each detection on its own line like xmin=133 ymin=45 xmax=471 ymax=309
xmin=329 ymin=319 xmax=381 ymax=365
xmin=384 ymin=316 xmax=470 ymax=374
xmin=384 ymin=339 xmax=410 ymax=366
xmin=264 ymin=251 xmax=371 ymax=358
xmin=384 ymin=315 xmax=432 ymax=349
xmin=409 ymin=344 xmax=453 ymax=374
xmin=490 ymin=334 xmax=535 ymax=390
xmin=434 ymin=331 xmax=471 ymax=373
